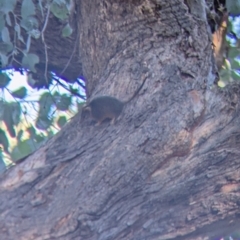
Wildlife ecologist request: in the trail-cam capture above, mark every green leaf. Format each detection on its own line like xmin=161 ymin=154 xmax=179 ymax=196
xmin=11 ymin=102 xmax=21 ymax=125
xmin=227 ymin=19 xmax=233 ymax=33
xmin=20 ymin=16 xmax=38 ymax=32
xmin=0 ymin=14 xmax=5 ymax=31
xmin=55 ymin=94 xmax=71 ymax=111
xmin=230 ymin=59 xmax=240 ymax=70
xmin=27 ymin=72 xmax=37 ymax=88
xmin=38 ymin=0 xmax=44 ymax=17
xmin=27 ymin=126 xmax=36 ymax=138
xmin=228 ymin=47 xmax=240 ymax=60
xmin=218 ymin=80 xmax=226 ymax=88
xmin=0 ymin=42 xmax=13 ymax=54
xmin=62 ymin=23 xmax=73 ymax=37
xmin=0 ymin=72 xmax=11 ymax=88
xmin=14 ymin=24 xmax=24 ymax=42
xmin=17 ymin=129 xmax=24 ymax=141
xmin=226 ymin=0 xmax=240 ymax=15
xmin=26 ymin=34 xmax=31 ymax=52
xmin=0 ymin=101 xmax=5 ymax=120
xmin=57 ymin=116 xmax=67 ymax=128
xmin=0 ymin=129 xmax=9 ymax=153
xmin=0 ymin=53 xmax=9 ymax=67
xmin=51 ymin=1 xmax=69 ymax=20
xmin=223 ymin=59 xmax=231 ymax=71
xmin=1 ymin=27 xmax=10 ymax=43
xmin=39 ymin=92 xmax=53 ymax=105
xmin=11 ymin=139 xmax=35 ymax=161
xmin=29 ymin=29 xmax=41 ymax=39
xmin=5 ymin=13 xmax=11 ymax=26
xmin=0 ymin=149 xmax=6 ymax=174
xmin=38 ymin=92 xmax=54 ymax=117
xmin=12 ymin=87 xmax=27 ymax=99
xmin=22 ymin=53 xmax=39 ymax=72
xmin=0 ymin=0 xmax=17 ymax=13
xmin=231 ymin=232 xmax=240 ymax=239
xmin=34 ymin=134 xmax=45 ymax=143
xmin=231 ymin=70 xmax=240 ymax=81
xmin=219 ymin=69 xmax=231 ymax=82
xmin=47 ymin=130 xmax=54 ymax=138
xmin=21 ymin=0 xmax=35 ymax=19
xmin=36 ymin=116 xmax=52 ymax=130
xmin=3 ymin=103 xmax=15 ymax=137
xmin=70 ymin=86 xmax=79 ymax=95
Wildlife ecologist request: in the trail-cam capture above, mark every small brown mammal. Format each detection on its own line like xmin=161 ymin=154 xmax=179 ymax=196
xmin=83 ymin=76 xmax=147 ymax=125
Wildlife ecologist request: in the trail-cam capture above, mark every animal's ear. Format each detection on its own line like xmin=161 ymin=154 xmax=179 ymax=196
xmin=82 ymin=99 xmax=91 ymax=108
xmin=83 ymin=104 xmax=91 ymax=111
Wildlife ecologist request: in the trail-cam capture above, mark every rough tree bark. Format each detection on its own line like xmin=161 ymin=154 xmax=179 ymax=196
xmin=1 ymin=0 xmax=240 ymax=239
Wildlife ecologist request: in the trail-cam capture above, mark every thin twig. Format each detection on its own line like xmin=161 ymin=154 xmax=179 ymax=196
xmin=60 ymin=33 xmax=79 ymax=76
xmin=76 ymin=78 xmax=86 ymax=90
xmin=41 ymin=4 xmax=51 ymax=85
xmin=53 ymin=77 xmax=86 ymax=100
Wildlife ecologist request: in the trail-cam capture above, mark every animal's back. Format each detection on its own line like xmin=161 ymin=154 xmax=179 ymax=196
xmin=89 ymin=96 xmax=124 ymax=122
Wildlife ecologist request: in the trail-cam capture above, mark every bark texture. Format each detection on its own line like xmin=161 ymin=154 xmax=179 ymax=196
xmin=1 ymin=0 xmax=240 ymax=240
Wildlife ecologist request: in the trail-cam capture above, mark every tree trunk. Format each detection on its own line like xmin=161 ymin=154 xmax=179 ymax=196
xmin=1 ymin=0 xmax=240 ymax=239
